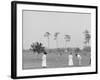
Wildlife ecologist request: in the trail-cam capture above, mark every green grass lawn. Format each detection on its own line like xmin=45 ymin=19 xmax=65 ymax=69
xmin=22 ymin=50 xmax=91 ymax=70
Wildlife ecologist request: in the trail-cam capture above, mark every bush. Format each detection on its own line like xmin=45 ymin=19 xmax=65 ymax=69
xmin=83 ymin=46 xmax=91 ymax=52
xmin=30 ymin=42 xmax=45 ymax=54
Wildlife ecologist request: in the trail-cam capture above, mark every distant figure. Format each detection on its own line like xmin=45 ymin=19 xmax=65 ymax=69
xmin=76 ymin=53 xmax=82 ymax=66
xmin=68 ymin=52 xmax=73 ymax=66
xmin=42 ymin=51 xmax=47 ymax=68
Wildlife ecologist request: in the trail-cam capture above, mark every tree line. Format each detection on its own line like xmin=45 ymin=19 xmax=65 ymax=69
xmin=30 ymin=30 xmax=91 ymax=54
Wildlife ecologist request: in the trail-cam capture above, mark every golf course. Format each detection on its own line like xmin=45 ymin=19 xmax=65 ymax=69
xmin=22 ymin=49 xmax=91 ymax=70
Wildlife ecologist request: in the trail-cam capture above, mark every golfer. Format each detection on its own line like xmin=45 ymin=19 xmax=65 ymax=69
xmin=76 ymin=53 xmax=82 ymax=66
xmin=42 ymin=51 xmax=47 ymax=68
xmin=68 ymin=52 xmax=73 ymax=66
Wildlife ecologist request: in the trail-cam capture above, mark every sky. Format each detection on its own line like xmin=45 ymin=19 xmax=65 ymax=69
xmin=22 ymin=10 xmax=91 ymax=49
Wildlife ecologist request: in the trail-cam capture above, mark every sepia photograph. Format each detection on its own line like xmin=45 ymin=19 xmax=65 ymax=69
xmin=11 ymin=1 xmax=97 ymax=79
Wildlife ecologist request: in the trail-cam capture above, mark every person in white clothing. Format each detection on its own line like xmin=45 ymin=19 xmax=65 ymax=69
xmin=42 ymin=51 xmax=47 ymax=68
xmin=68 ymin=52 xmax=73 ymax=66
xmin=76 ymin=53 xmax=82 ymax=66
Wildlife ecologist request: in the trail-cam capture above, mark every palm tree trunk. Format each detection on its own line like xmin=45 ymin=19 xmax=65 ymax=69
xmin=65 ymin=41 xmax=67 ymax=49
xmin=48 ymin=38 xmax=49 ymax=48
xmin=56 ymin=39 xmax=58 ymax=49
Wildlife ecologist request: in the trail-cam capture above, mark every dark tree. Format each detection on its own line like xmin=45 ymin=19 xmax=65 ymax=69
xmin=30 ymin=42 xmax=45 ymax=54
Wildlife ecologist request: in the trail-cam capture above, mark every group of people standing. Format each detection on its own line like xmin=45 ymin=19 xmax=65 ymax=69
xmin=68 ymin=52 xmax=82 ymax=66
xmin=41 ymin=51 xmax=82 ymax=68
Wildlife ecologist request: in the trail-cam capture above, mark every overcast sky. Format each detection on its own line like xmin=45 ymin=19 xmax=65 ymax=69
xmin=23 ymin=10 xmax=91 ymax=49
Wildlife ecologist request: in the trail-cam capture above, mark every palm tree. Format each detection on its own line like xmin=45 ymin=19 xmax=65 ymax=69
xmin=83 ymin=30 xmax=91 ymax=65
xmin=64 ymin=35 xmax=71 ymax=49
xmin=44 ymin=32 xmax=51 ymax=48
xmin=83 ymin=30 xmax=91 ymax=46
xmin=54 ymin=32 xmax=60 ymax=49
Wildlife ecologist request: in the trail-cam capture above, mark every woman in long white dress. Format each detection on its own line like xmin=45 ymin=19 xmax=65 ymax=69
xmin=68 ymin=52 xmax=73 ymax=66
xmin=42 ymin=51 xmax=47 ymax=68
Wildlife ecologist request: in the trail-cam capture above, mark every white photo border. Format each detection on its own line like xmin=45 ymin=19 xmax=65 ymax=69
xmin=11 ymin=1 xmax=98 ymax=79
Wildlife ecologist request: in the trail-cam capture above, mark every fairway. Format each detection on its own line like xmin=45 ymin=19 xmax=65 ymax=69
xmin=22 ymin=50 xmax=91 ymax=70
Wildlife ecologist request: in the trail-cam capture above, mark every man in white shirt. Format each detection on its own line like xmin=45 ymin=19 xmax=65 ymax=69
xmin=76 ymin=53 xmax=82 ymax=66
